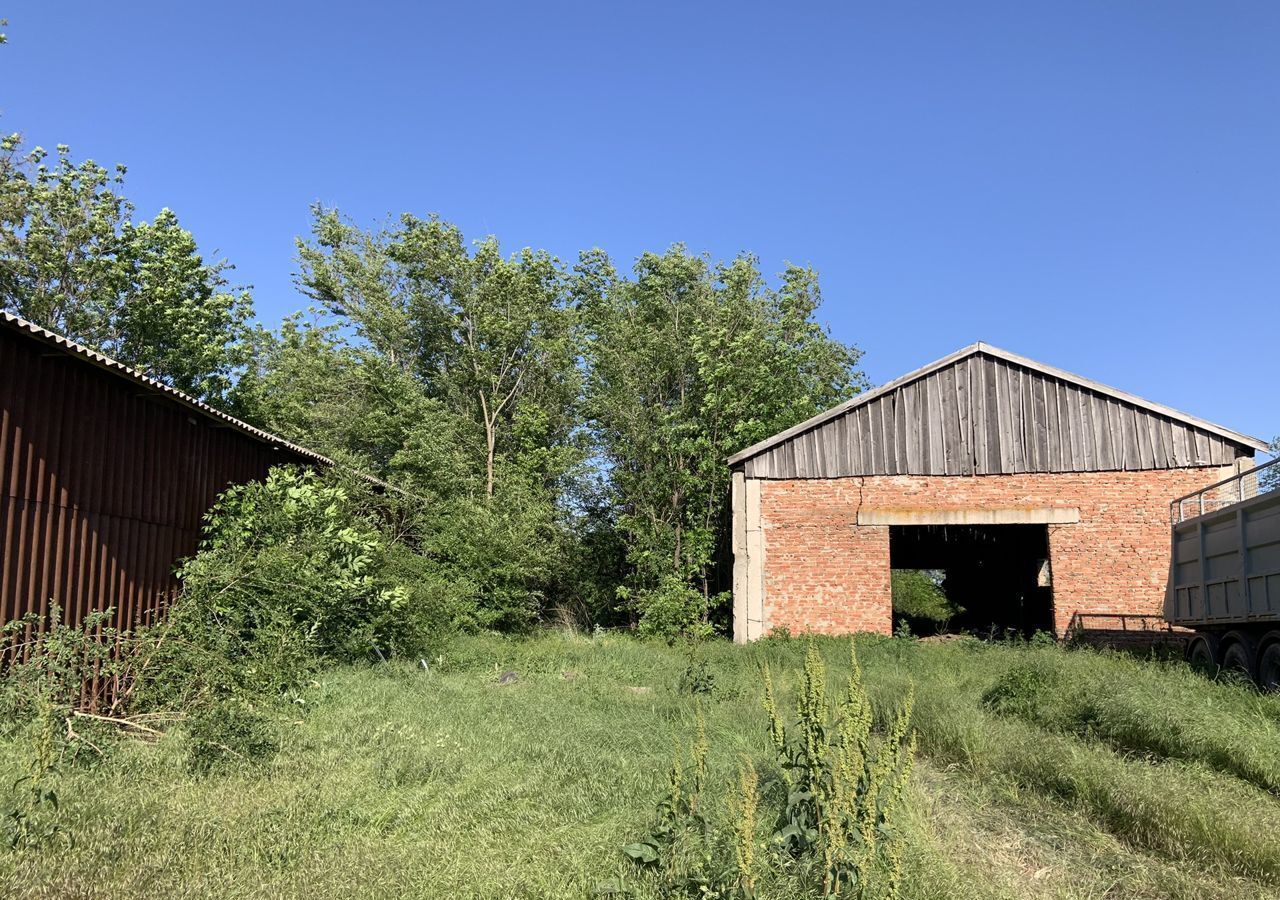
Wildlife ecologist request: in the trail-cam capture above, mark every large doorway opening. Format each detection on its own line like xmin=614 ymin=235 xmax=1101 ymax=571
xmin=889 ymin=524 xmax=1054 ymax=637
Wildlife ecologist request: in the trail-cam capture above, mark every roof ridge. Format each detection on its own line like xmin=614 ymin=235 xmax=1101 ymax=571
xmin=726 ymin=342 xmax=1268 ymax=466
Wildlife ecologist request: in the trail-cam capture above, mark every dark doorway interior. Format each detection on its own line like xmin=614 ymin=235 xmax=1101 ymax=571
xmin=889 ymin=524 xmax=1054 ymax=636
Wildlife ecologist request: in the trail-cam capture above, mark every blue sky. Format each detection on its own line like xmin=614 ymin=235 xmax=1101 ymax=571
xmin=3 ymin=1 xmax=1277 ymax=446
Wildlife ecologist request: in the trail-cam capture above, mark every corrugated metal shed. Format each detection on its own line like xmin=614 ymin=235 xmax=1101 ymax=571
xmin=729 ymin=343 xmax=1267 ymax=479
xmin=0 ymin=311 xmax=327 ymax=633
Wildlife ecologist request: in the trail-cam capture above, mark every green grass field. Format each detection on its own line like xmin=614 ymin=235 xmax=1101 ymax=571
xmin=4 ymin=632 xmax=1280 ymax=899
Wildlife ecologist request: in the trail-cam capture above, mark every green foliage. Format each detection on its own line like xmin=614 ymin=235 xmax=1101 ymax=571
xmin=678 ymin=638 xmax=718 ymax=697
xmin=621 ymin=710 xmax=745 ymax=897
xmin=3 ymin=703 xmax=67 ymax=852
xmin=147 ymin=466 xmax=437 ymax=709
xmin=0 ymin=610 xmax=121 ymax=725
xmin=0 ymin=138 xmax=252 ymax=405
xmin=762 ymin=644 xmax=915 ymax=898
xmin=229 ymin=214 xmax=865 ymax=639
xmin=581 ymin=246 xmax=863 ymax=635
xmin=623 ymin=576 xmax=717 ymax=640
xmin=413 ymin=470 xmax=569 ymax=631
xmin=625 ymin=642 xmax=916 ymax=899
xmin=238 ymin=210 xmax=587 ymax=628
xmin=980 ymin=658 xmax=1060 ymax=719
xmin=1264 ymin=437 xmax=1279 ymax=491
xmin=296 ymin=208 xmax=582 ymax=498
xmin=889 ymin=571 xmax=959 ymax=627
xmin=234 ymin=313 xmax=439 ymax=473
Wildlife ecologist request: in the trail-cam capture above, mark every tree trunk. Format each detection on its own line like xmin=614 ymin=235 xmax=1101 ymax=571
xmin=485 ymin=420 xmax=496 ymax=498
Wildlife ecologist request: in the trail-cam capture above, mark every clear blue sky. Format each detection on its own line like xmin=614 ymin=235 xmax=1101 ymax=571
xmin=3 ymin=1 xmax=1277 ymax=446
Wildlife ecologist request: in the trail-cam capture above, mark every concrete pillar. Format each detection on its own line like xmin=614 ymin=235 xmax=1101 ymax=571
xmin=731 ymin=471 xmax=747 ymax=643
xmin=731 ymin=471 xmax=767 ymax=642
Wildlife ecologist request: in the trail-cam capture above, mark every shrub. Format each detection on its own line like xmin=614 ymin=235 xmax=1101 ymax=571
xmin=624 ymin=576 xmax=718 ymax=640
xmin=890 ymin=570 xmax=960 ymax=631
xmin=143 ymin=465 xmax=444 ymax=711
xmin=0 ymin=609 xmax=121 ymax=725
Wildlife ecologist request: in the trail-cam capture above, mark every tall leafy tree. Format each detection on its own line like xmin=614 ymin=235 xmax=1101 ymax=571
xmin=581 ymin=245 xmax=863 ymax=633
xmin=287 ymin=209 xmax=585 ymax=628
xmin=233 ymin=313 xmax=434 ymax=474
xmin=297 ymin=208 xmax=581 ymax=498
xmin=0 ymin=138 xmax=253 ymax=404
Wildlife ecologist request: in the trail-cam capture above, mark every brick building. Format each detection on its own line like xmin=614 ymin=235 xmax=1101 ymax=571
xmin=728 ymin=343 xmax=1267 ymax=641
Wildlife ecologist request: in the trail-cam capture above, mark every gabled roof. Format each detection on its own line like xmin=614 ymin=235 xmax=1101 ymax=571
xmin=728 ymin=341 xmax=1268 ymax=468
xmin=2 ymin=310 xmax=331 ymax=466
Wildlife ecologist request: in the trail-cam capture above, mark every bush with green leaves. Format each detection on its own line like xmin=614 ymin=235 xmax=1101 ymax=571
xmin=621 ymin=576 xmax=720 ymax=641
xmin=889 ymin=571 xmax=960 ymax=630
xmin=146 ymin=465 xmax=441 ymax=709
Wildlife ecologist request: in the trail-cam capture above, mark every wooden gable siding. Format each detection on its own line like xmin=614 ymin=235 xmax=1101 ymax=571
xmin=741 ymin=353 xmax=1244 ymax=479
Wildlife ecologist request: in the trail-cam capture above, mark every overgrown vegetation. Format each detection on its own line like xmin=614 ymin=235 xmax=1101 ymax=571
xmin=889 ymin=571 xmax=961 ymax=633
xmin=0 ymin=139 xmax=253 ymax=406
xmin=2 ymin=24 xmax=1276 ymax=900
xmin=2 ymin=133 xmax=863 ymax=639
xmin=0 ymin=464 xmax=450 ymax=774
xmin=3 ymin=634 xmax=1280 ymax=899
xmin=620 ymin=643 xmax=915 ymax=898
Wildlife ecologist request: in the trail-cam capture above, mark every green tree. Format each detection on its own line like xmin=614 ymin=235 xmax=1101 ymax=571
xmin=0 ymin=139 xmax=252 ymax=404
xmin=890 ymin=569 xmax=960 ymax=628
xmin=582 ymin=245 xmax=863 ymax=634
xmin=1265 ymin=436 xmax=1280 ymax=491
xmin=233 ymin=313 xmax=433 ymax=473
xmin=274 ymin=209 xmax=585 ymax=628
xmin=296 ymin=208 xmax=581 ymax=499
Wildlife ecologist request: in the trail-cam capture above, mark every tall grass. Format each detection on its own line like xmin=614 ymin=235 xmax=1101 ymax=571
xmin=980 ymin=644 xmax=1280 ymax=793
xmin=2 ymin=632 xmax=1279 ymax=898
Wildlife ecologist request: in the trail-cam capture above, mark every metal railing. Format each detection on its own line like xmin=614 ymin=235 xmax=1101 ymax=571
xmin=1171 ymin=455 xmax=1280 ymax=524
xmin=1067 ymin=612 xmax=1174 ymax=633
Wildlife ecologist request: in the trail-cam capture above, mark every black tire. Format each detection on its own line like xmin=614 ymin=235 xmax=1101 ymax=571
xmin=1186 ymin=633 xmax=1219 ymax=675
xmin=1220 ymin=631 xmax=1257 ymax=683
xmin=1258 ymin=636 xmax=1280 ymax=691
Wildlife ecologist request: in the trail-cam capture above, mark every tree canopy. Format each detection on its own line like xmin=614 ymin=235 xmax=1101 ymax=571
xmin=0 ymin=113 xmax=862 ymax=635
xmin=581 ymin=246 xmax=862 ymax=632
xmin=0 ymin=138 xmax=253 ymax=406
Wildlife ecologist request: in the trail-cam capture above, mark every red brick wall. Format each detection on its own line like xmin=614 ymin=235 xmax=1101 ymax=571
xmin=757 ymin=468 xmax=1231 ymax=637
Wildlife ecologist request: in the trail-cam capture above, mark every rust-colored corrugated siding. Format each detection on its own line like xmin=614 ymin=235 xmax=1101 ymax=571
xmin=0 ymin=321 xmax=314 ymax=633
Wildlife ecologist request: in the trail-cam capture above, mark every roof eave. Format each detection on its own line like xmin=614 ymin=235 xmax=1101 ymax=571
xmin=1 ymin=311 xmax=333 ymax=466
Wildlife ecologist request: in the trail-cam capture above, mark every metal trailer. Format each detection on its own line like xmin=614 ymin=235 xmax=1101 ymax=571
xmin=1166 ymin=455 xmax=1280 ymax=686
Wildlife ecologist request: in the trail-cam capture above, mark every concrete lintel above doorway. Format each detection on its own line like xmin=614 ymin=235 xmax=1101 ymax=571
xmin=857 ymin=507 xmax=1080 ymax=526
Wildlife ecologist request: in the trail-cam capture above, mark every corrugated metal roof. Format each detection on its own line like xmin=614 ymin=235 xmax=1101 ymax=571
xmin=1 ymin=310 xmax=333 ymax=466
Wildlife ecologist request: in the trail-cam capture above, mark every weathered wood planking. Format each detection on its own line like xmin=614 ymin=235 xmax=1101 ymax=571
xmin=740 ymin=352 xmax=1248 ymax=479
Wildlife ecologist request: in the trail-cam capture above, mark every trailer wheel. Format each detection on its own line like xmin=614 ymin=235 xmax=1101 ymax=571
xmin=1258 ymin=637 xmax=1280 ymax=692
xmin=1186 ymin=633 xmax=1219 ymax=675
xmin=1220 ymin=631 xmax=1257 ymax=683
